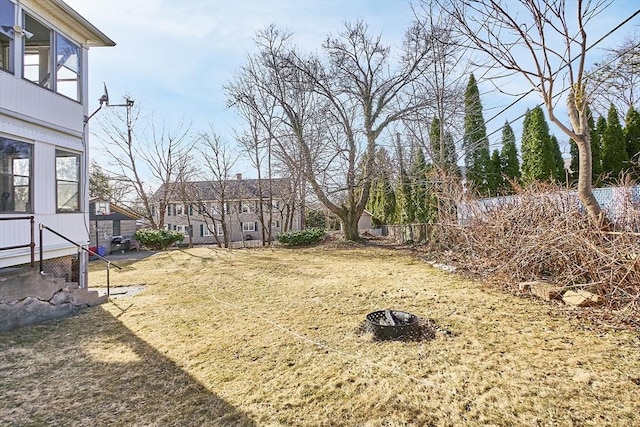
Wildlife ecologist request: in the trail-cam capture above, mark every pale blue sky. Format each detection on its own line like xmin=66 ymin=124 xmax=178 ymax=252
xmin=66 ymin=0 xmax=640 ymax=180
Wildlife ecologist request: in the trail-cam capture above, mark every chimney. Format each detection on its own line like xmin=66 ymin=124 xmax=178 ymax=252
xmin=236 ymin=173 xmax=242 ymax=180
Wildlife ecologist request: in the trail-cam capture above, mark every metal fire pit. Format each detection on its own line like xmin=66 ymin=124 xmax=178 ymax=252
xmin=366 ymin=309 xmax=419 ymax=340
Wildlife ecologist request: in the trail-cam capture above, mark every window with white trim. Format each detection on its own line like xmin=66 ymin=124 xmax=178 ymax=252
xmin=22 ymin=13 xmax=82 ymax=101
xmin=56 ymin=149 xmax=80 ymax=212
xmin=202 ymin=224 xmax=212 ymax=236
xmin=271 ymin=220 xmax=280 ymax=228
xmin=216 ymin=223 xmax=224 ymax=236
xmin=242 ymin=222 xmax=256 ymax=232
xmin=0 ymin=0 xmax=15 ymax=74
xmin=240 ymin=201 xmax=253 ymax=213
xmin=95 ymin=201 xmax=110 ymax=215
xmin=0 ymin=137 xmax=32 ymax=213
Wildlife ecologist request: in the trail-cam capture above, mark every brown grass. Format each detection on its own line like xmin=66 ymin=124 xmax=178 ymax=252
xmin=1 ymin=245 xmax=640 ymax=426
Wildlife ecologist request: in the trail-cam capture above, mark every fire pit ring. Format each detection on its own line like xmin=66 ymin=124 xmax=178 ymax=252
xmin=366 ymin=309 xmax=419 ymax=340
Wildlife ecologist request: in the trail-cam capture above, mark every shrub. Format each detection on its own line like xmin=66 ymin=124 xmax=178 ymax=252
xmin=134 ymin=229 xmax=184 ymax=251
xmin=276 ymin=228 xmax=326 ymax=246
xmin=305 ymin=209 xmax=327 ymax=229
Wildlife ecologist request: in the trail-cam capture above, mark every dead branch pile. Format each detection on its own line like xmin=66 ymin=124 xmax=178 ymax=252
xmin=426 ymin=183 xmax=640 ymax=321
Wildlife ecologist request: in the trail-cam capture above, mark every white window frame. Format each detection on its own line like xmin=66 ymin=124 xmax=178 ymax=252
xmin=242 ymin=222 xmax=256 ymax=232
xmin=96 ymin=201 xmax=110 ymax=215
xmin=241 ymin=201 xmax=253 ymax=213
xmin=202 ymin=225 xmax=212 ymax=237
xmin=216 ymin=223 xmax=224 ymax=236
xmin=271 ymin=220 xmax=280 ymax=228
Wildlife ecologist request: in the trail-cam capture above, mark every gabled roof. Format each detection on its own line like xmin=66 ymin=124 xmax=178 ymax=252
xmin=152 ymin=178 xmax=292 ymax=203
xmin=42 ymin=0 xmax=116 ymax=47
xmin=89 ymin=198 xmax=140 ymax=220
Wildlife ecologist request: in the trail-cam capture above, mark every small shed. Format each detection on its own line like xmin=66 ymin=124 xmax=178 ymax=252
xmin=89 ymin=199 xmax=140 ymax=250
xmin=358 ymin=209 xmax=374 ymax=230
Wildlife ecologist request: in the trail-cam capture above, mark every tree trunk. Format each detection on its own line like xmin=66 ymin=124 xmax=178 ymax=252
xmin=575 ymin=134 xmax=603 ymax=222
xmin=341 ymin=209 xmax=360 ymax=241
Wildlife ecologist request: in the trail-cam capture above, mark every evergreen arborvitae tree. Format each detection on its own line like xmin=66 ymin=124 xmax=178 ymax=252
xmin=430 ymin=118 xmax=458 ymax=175
xmin=601 ymin=104 xmax=628 ymax=180
xmin=588 ymin=109 xmax=602 ymax=184
xmin=624 ymin=106 xmax=640 ymax=176
xmin=521 ymin=107 xmax=555 ymax=184
xmin=366 ymin=148 xmax=396 ymax=225
xmin=486 ymin=149 xmax=503 ymax=196
xmin=463 ymin=73 xmax=490 ymax=195
xmin=569 ymin=138 xmax=579 ymax=184
xmin=395 ymin=166 xmax=413 ymax=224
xmin=500 ymin=122 xmax=520 ymax=190
xmin=550 ymin=135 xmax=565 ymax=183
xmin=410 ymin=148 xmax=435 ymax=223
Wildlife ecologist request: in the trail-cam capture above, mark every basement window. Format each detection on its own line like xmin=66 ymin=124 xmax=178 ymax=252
xmin=0 ymin=138 xmax=32 ymax=213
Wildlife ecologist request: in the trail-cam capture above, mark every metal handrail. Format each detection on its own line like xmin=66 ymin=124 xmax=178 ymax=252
xmin=0 ymin=216 xmax=35 ymax=267
xmin=39 ymin=223 xmax=121 ymax=297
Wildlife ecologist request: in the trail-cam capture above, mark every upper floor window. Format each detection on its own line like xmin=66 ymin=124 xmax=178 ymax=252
xmin=95 ymin=201 xmax=110 ymax=215
xmin=240 ymin=201 xmax=253 ymax=213
xmin=23 ymin=13 xmax=81 ymax=101
xmin=0 ymin=137 xmax=32 ymax=213
xmin=0 ymin=0 xmax=15 ymax=73
xmin=56 ymin=149 xmax=80 ymax=212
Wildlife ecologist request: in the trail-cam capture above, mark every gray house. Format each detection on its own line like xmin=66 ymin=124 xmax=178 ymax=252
xmin=151 ymin=175 xmax=302 ymax=246
xmin=89 ymin=198 xmax=140 ymax=252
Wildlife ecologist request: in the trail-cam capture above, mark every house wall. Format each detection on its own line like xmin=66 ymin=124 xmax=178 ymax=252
xmin=161 ymin=199 xmax=300 ymax=246
xmin=0 ymin=1 xmax=109 ymax=277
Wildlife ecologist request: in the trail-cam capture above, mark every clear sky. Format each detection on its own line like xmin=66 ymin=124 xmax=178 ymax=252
xmin=66 ymin=0 xmax=640 ymax=180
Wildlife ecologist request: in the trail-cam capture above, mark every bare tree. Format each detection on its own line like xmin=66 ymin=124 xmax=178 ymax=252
xmin=96 ymin=99 xmax=193 ymax=228
xmin=589 ymin=33 xmax=640 ymax=118
xmin=405 ymin=3 xmax=468 ymax=174
xmin=229 ymin=22 xmax=433 ymax=240
xmin=174 ymin=153 xmax=197 ymax=248
xmin=197 ymin=128 xmax=238 ymax=248
xmin=442 ymin=0 xmax=610 ymax=221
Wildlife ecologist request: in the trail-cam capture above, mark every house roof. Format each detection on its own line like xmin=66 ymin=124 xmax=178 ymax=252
xmin=152 ymin=178 xmax=293 ymax=203
xmin=42 ymin=0 xmax=116 ymax=47
xmin=89 ymin=198 xmax=140 ymax=220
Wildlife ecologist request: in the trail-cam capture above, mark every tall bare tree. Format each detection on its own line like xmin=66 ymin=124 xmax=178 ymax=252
xmin=197 ymin=128 xmax=238 ymax=248
xmin=96 ymin=100 xmax=193 ymax=228
xmin=442 ymin=0 xmax=610 ymax=221
xmin=405 ymin=3 xmax=467 ymax=174
xmin=590 ymin=33 xmax=640 ymax=118
xmin=229 ymin=22 xmax=433 ymax=240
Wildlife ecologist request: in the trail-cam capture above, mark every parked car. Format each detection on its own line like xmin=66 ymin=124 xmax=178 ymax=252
xmin=110 ymin=235 xmax=139 ymax=254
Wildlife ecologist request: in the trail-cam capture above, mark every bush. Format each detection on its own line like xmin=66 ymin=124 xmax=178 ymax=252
xmin=276 ymin=228 xmax=326 ymax=246
xmin=134 ymin=229 xmax=184 ymax=251
xmin=305 ymin=209 xmax=327 ymax=229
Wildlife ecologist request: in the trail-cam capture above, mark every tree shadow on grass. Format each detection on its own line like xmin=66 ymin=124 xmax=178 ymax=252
xmin=0 ymin=306 xmax=255 ymax=426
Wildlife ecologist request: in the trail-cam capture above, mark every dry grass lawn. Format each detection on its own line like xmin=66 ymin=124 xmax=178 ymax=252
xmin=1 ymin=244 xmax=640 ymax=426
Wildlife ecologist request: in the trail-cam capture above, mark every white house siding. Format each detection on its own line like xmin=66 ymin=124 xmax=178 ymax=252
xmin=0 ymin=0 xmax=113 ymax=275
xmin=0 ymin=73 xmax=84 ymax=135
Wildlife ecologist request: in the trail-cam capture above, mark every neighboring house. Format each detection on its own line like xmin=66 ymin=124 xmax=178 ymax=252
xmin=358 ymin=209 xmax=373 ymax=230
xmin=0 ymin=0 xmax=114 ymax=281
xmin=89 ymin=198 xmax=139 ymax=250
xmin=152 ymin=175 xmax=302 ymax=246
